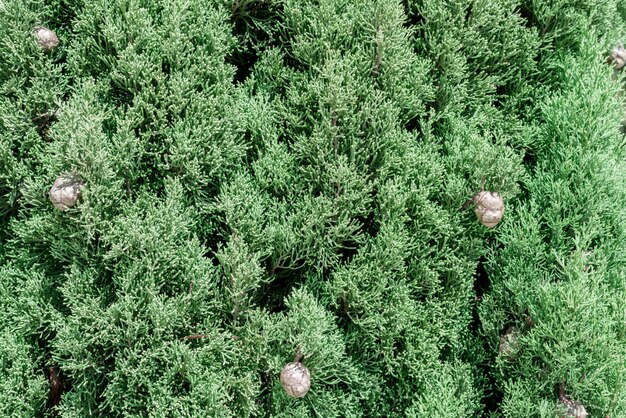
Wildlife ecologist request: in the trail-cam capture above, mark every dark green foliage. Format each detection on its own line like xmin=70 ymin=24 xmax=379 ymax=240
xmin=406 ymin=0 xmax=541 ymax=113
xmin=479 ymin=42 xmax=626 ymax=417
xmin=0 ymin=329 xmax=48 ymax=416
xmin=0 ymin=0 xmax=624 ymax=416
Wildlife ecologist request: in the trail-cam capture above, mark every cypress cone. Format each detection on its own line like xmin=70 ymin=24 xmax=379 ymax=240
xmin=33 ymin=26 xmax=59 ymax=50
xmin=280 ymin=346 xmax=310 ymax=398
xmin=461 ymin=178 xmax=505 ymax=228
xmin=49 ymin=173 xmax=83 ymax=211
xmin=558 ymin=384 xmax=588 ymax=418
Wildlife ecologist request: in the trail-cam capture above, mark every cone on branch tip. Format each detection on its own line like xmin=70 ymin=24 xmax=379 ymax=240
xmin=558 ymin=383 xmax=588 ymax=418
xmin=609 ymin=43 xmax=625 ymax=71
xmin=33 ymin=26 xmax=59 ymax=50
xmin=280 ymin=345 xmax=310 ymax=398
xmin=498 ymin=326 xmax=519 ymax=361
xmin=461 ymin=177 xmax=505 ymax=228
xmin=49 ymin=173 xmax=83 ymax=211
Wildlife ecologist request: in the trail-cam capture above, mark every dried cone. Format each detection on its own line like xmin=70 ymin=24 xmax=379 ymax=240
xmin=49 ymin=174 xmax=83 ymax=211
xmin=610 ymin=43 xmax=626 ymax=70
xmin=33 ymin=26 xmax=59 ymax=50
xmin=280 ymin=361 xmax=310 ymax=398
xmin=558 ymin=384 xmax=588 ymax=418
xmin=498 ymin=326 xmax=519 ymax=360
xmin=558 ymin=396 xmax=588 ymax=418
xmin=473 ymin=190 xmax=505 ymax=228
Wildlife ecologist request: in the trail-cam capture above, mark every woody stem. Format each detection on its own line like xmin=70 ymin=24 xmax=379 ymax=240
xmin=294 ymin=345 xmax=303 ymax=363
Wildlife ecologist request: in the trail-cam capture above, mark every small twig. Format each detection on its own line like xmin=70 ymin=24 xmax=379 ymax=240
xmin=341 ymin=294 xmax=349 ymax=315
xmin=188 ymin=279 xmax=193 ymax=294
xmin=294 ymin=345 xmax=303 ymax=363
xmin=31 ymin=109 xmax=57 ymax=122
xmin=269 ymin=255 xmax=283 ymax=275
xmin=48 ymin=365 xmax=63 ymax=406
xmin=459 ymin=198 xmax=473 ymax=211
xmin=231 ymin=0 xmax=240 ymax=15
xmin=459 ymin=176 xmax=485 ymax=211
xmin=32 ymin=109 xmax=60 ymax=141
xmin=179 ymin=334 xmax=210 ymax=341
xmin=525 ymin=315 xmax=535 ymax=328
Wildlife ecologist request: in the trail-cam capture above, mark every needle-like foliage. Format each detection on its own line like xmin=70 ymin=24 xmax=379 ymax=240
xmin=0 ymin=0 xmax=624 ymax=416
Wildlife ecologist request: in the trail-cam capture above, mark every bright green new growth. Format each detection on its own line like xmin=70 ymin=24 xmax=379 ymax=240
xmin=0 ymin=0 xmax=625 ymax=417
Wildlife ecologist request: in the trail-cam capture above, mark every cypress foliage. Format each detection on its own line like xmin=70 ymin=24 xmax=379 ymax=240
xmin=479 ymin=41 xmax=626 ymax=417
xmin=0 ymin=0 xmax=624 ymax=416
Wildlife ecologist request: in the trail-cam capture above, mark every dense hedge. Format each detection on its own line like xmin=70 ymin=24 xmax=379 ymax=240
xmin=1 ymin=0 xmax=625 ymax=417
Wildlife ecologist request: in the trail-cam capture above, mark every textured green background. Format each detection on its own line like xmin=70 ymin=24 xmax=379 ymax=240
xmin=1 ymin=0 xmax=625 ymax=416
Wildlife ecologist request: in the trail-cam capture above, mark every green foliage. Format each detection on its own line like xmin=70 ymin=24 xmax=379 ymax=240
xmin=407 ymin=0 xmax=541 ymax=113
xmin=405 ymin=361 xmax=480 ymax=418
xmin=0 ymin=329 xmax=48 ymax=416
xmin=0 ymin=0 xmax=624 ymax=416
xmin=479 ymin=38 xmax=626 ymax=417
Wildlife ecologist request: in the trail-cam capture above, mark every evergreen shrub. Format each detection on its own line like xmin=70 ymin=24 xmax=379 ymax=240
xmin=0 ymin=0 xmax=624 ymax=416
